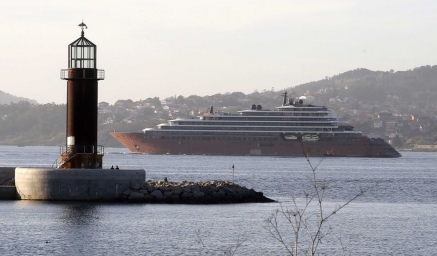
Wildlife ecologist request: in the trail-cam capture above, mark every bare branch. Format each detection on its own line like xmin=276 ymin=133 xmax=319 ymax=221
xmin=266 ymin=140 xmax=375 ymax=255
xmin=196 ymin=229 xmax=247 ymax=256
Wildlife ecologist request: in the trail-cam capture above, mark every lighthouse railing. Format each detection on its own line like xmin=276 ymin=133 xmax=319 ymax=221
xmin=53 ymin=145 xmax=105 ymax=168
xmin=60 ymin=145 xmax=104 ymax=155
xmin=60 ymin=69 xmax=105 ymax=80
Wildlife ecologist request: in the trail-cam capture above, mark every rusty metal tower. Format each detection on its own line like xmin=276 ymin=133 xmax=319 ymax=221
xmin=59 ymin=22 xmax=105 ymax=169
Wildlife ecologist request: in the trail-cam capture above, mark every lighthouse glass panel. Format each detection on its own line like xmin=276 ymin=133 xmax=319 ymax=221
xmin=68 ymin=37 xmax=96 ymax=69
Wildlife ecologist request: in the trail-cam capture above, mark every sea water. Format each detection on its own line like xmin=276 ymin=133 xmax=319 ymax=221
xmin=0 ymin=146 xmax=436 ymax=255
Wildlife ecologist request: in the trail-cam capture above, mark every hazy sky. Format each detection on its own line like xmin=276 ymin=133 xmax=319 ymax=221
xmin=1 ymin=0 xmax=436 ymax=104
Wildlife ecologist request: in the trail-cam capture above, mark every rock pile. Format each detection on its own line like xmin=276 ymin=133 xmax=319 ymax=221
xmin=122 ymin=180 xmax=275 ymax=204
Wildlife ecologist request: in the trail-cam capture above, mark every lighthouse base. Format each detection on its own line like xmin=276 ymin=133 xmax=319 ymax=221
xmin=15 ymin=168 xmax=145 ymax=201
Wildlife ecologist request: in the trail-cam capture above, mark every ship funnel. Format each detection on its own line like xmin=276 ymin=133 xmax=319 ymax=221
xmin=210 ymin=106 xmax=214 ymax=114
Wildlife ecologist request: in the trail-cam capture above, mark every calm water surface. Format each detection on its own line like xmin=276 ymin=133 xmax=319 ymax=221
xmin=0 ymin=146 xmax=436 ymax=255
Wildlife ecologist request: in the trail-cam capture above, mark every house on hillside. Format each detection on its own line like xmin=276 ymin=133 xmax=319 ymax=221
xmin=98 ymin=102 xmax=110 ymax=113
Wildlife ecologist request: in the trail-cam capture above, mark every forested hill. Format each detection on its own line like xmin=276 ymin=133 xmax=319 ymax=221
xmin=287 ymin=66 xmax=437 ymax=115
xmin=0 ymin=91 xmax=37 ymax=105
xmin=1 ymin=65 xmax=437 ymax=147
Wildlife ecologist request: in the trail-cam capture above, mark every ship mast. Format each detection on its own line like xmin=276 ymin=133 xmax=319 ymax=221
xmin=282 ymin=91 xmax=288 ymax=106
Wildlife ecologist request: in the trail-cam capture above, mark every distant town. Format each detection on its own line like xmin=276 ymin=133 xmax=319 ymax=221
xmin=99 ymin=91 xmax=436 ymax=151
xmin=1 ymin=66 xmax=437 ymax=150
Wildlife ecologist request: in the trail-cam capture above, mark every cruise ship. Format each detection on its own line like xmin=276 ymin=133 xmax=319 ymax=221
xmin=110 ymin=92 xmax=401 ymax=157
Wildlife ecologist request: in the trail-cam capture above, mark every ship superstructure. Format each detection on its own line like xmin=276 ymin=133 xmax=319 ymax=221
xmin=111 ymin=92 xmax=401 ymax=157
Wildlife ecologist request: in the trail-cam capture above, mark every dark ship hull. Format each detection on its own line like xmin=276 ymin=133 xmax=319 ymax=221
xmin=110 ymin=132 xmax=401 ymax=158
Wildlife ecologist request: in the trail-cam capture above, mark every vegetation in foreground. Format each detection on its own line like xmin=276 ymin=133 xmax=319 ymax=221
xmin=196 ymin=140 xmax=374 ymax=255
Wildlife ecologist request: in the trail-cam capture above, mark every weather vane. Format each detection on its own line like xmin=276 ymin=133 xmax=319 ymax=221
xmin=78 ymin=20 xmax=88 ymax=36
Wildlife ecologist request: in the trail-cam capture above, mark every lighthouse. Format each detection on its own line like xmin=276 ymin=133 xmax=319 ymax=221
xmin=59 ymin=22 xmax=105 ymax=169
xmin=13 ymin=22 xmax=145 ymax=201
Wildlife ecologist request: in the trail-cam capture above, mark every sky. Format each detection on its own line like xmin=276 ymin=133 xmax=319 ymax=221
xmin=1 ymin=0 xmax=437 ymax=104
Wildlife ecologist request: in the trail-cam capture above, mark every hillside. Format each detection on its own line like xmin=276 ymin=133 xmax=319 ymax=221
xmin=0 ymin=91 xmax=37 ymax=105
xmin=288 ymin=66 xmax=437 ymax=116
xmin=1 ymin=65 xmax=437 ymax=147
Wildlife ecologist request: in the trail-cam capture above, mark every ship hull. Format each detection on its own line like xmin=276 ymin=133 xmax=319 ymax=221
xmin=110 ymin=132 xmax=401 ymax=158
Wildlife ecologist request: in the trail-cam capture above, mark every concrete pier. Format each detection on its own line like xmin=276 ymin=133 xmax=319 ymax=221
xmin=15 ymin=168 xmax=145 ymax=201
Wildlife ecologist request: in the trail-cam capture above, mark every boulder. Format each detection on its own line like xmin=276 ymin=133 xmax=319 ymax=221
xmin=193 ymin=190 xmax=205 ymax=198
xmin=171 ymin=195 xmax=181 ymax=203
xmin=144 ymin=195 xmax=155 ymax=203
xmin=163 ymin=191 xmax=173 ymax=197
xmin=138 ymin=189 xmax=148 ymax=195
xmin=181 ymin=192 xmax=193 ymax=198
xmin=150 ymin=189 xmax=164 ymax=199
xmin=159 ymin=186 xmax=172 ymax=191
xmin=223 ymin=187 xmax=235 ymax=194
xmin=171 ymin=187 xmax=183 ymax=195
xmin=212 ymin=191 xmax=221 ymax=198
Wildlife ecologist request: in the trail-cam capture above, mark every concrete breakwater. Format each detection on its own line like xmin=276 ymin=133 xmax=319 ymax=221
xmin=122 ymin=180 xmax=275 ymax=204
xmin=1 ymin=167 xmax=274 ymax=203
